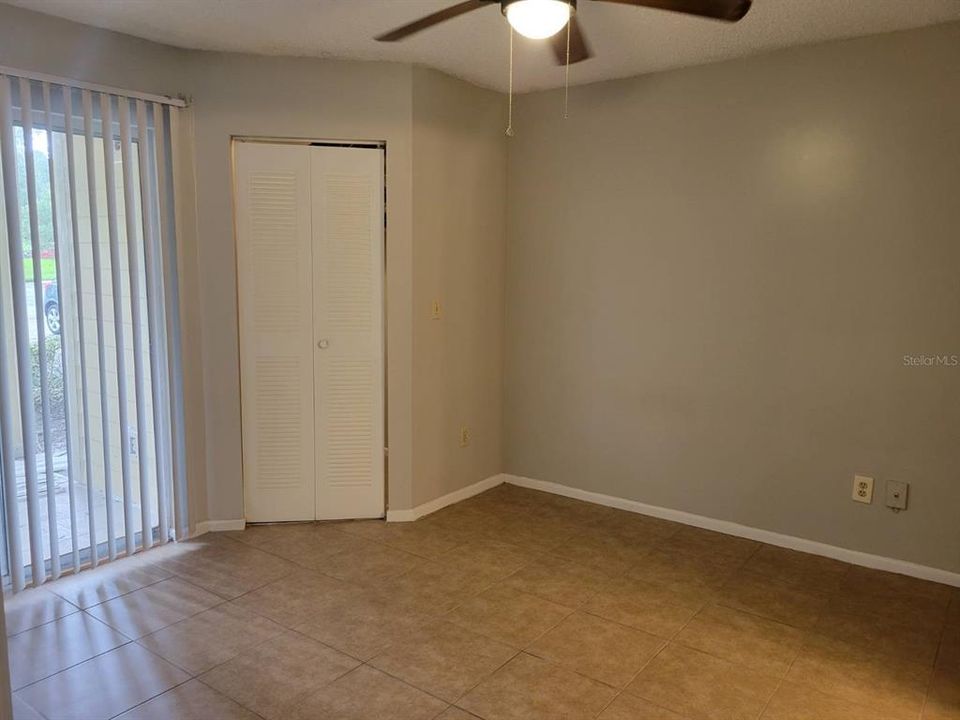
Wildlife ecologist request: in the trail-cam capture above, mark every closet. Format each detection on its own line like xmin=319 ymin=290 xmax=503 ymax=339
xmin=234 ymin=140 xmax=384 ymax=522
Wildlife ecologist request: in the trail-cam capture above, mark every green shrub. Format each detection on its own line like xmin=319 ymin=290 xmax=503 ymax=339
xmin=30 ymin=336 xmax=66 ymax=453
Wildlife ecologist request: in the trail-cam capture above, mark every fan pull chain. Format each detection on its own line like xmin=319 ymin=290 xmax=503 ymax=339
xmin=564 ymin=18 xmax=571 ymax=119
xmin=506 ymin=26 xmax=515 ymax=137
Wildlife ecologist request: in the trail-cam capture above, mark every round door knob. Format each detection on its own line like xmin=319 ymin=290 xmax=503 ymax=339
xmin=317 ymin=339 xmax=329 ymax=349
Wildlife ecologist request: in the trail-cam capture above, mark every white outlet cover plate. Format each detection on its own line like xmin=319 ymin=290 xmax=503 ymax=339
xmin=853 ymin=475 xmax=874 ymax=504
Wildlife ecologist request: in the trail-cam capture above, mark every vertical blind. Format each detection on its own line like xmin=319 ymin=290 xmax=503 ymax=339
xmin=0 ymin=71 xmax=188 ymax=592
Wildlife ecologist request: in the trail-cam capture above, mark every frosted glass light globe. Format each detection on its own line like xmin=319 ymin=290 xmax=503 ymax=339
xmin=505 ymin=0 xmax=572 ymax=40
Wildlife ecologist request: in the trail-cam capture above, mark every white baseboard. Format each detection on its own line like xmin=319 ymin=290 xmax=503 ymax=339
xmin=505 ymin=474 xmax=960 ymax=588
xmin=387 ymin=474 xmax=506 ymax=522
xmin=195 ymin=519 xmax=246 ymax=535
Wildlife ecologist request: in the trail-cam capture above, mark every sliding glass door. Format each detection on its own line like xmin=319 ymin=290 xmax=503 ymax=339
xmin=0 ymin=73 xmax=187 ymax=592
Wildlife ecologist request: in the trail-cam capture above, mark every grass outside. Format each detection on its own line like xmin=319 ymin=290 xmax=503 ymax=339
xmin=23 ymin=257 xmax=57 ymax=283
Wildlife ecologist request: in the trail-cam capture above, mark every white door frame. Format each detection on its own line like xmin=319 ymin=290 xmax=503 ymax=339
xmin=231 ymin=136 xmax=387 ymax=522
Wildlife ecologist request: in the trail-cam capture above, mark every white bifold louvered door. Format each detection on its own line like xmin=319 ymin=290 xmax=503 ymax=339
xmin=236 ymin=143 xmax=315 ymax=522
xmin=235 ymin=141 xmax=384 ymax=522
xmin=311 ymin=147 xmax=385 ymax=520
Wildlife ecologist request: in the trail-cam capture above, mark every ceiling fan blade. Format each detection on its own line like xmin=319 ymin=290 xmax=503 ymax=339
xmin=590 ymin=0 xmax=751 ymax=22
xmin=375 ymin=0 xmax=491 ymax=42
xmin=551 ymin=15 xmax=593 ymax=65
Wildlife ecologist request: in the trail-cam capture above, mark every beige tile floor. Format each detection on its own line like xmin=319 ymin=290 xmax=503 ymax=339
xmin=6 ymin=483 xmax=960 ymax=720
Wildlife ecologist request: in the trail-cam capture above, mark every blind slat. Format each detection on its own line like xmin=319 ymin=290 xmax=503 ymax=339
xmin=156 ymin=105 xmax=188 ymax=540
xmin=0 ymin=76 xmax=27 ymax=592
xmin=82 ymin=88 xmax=119 ymax=562
xmin=20 ymin=77 xmax=62 ymax=580
xmin=42 ymin=81 xmax=78 ymax=574
xmin=151 ymin=102 xmax=175 ymax=543
xmin=59 ymin=85 xmax=94 ymax=573
xmin=138 ymin=100 xmax=170 ymax=545
xmin=3 ymin=77 xmax=47 ymax=585
xmin=118 ymin=97 xmax=153 ymax=552
xmin=99 ymin=92 xmax=137 ymax=558
xmin=63 ymin=85 xmax=100 ymax=571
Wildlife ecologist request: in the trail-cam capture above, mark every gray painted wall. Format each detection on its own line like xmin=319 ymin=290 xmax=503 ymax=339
xmin=0 ymin=4 xmax=189 ymax=94
xmin=412 ymin=67 xmax=507 ymax=506
xmin=505 ymin=22 xmax=960 ymax=572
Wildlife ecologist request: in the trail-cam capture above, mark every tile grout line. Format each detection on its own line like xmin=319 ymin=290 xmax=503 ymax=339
xmin=189 ymin=631 xmax=363 ymax=718
xmin=104 ymin=674 xmax=197 ymax=720
xmin=4 ymin=567 xmax=203 ymax=708
xmin=12 ymin=637 xmax=135 ymax=693
xmin=449 ymin=646 xmax=525 ymax=711
xmin=15 ymin=638 xmax=194 ymax=720
xmin=755 ymin=671 xmax=789 ymax=719
xmin=9 ymin=590 xmax=153 ymax=689
xmin=737 ymin=559 xmax=822 ymax=720
xmin=10 ymin=694 xmax=49 ymax=720
xmin=593 ymin=634 xmax=673 ymax=718
xmin=3 ymin=605 xmax=82 ymax=640
xmin=234 ymin=520 xmax=464 ymax=568
xmin=11 ymin=619 xmax=138 ymax=694
xmin=362 ymin=650 xmax=497 ymax=711
xmin=757 ymin=593 xmax=939 ymax=720
xmin=169 ymin=560 xmax=498 ymax=715
xmin=376 ymin=543 xmax=598 ymax=709
xmin=590 ymin=556 xmax=716 ymax=720
xmin=60 ymin=570 xmax=174 ymax=613
xmin=365 ymin=532 xmax=608 ymax=712
xmin=917 ymin=611 xmax=951 ymax=720
xmin=114 ymin=672 xmax=270 ymax=720
xmin=589 ymin=541 xmax=811 ymax=718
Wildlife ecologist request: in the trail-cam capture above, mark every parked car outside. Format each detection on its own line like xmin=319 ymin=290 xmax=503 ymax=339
xmin=43 ymin=281 xmax=60 ymax=335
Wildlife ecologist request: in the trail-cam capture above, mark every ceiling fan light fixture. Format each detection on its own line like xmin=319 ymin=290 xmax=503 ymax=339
xmin=503 ymin=0 xmax=574 ymax=40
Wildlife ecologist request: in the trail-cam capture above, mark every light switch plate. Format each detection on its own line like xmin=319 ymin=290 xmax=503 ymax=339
xmin=885 ymin=480 xmax=908 ymax=511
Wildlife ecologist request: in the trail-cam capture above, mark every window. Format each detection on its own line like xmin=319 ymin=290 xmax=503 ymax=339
xmin=0 ymin=73 xmax=187 ymax=591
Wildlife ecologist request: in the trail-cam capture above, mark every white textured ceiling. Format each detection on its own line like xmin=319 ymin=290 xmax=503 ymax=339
xmin=8 ymin=0 xmax=960 ymax=92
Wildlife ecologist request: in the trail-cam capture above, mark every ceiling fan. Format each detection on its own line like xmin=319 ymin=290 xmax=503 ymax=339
xmin=376 ymin=0 xmax=752 ymax=65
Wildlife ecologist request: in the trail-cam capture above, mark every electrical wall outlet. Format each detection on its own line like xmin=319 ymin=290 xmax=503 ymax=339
xmin=886 ymin=480 xmax=909 ymax=511
xmin=852 ymin=475 xmax=874 ymax=504
xmin=459 ymin=426 xmax=470 ymax=448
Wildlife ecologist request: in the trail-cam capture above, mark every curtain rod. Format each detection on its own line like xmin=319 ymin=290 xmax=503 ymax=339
xmin=0 ymin=65 xmax=187 ymax=107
